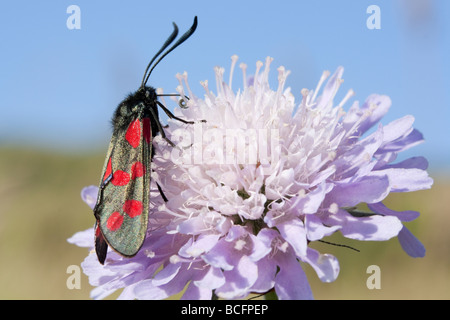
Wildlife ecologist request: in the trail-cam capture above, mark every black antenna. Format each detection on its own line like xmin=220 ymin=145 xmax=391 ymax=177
xmin=142 ymin=16 xmax=198 ymax=87
xmin=318 ymin=240 xmax=360 ymax=252
xmin=140 ymin=23 xmax=179 ymax=89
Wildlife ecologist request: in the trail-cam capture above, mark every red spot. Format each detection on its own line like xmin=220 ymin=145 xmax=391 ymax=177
xmin=123 ymin=199 xmax=143 ymax=218
xmin=103 ymin=157 xmax=112 ymax=182
xmin=106 ymin=212 xmax=123 ymax=231
xmin=111 ymin=170 xmax=130 ymax=186
xmin=143 ymin=118 xmax=151 ymax=144
xmin=126 ymin=119 xmax=141 ymax=148
xmin=95 ymin=223 xmax=102 ymax=237
xmin=131 ymin=161 xmax=145 ymax=179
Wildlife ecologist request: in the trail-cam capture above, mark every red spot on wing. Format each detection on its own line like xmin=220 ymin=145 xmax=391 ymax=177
xmin=103 ymin=157 xmax=112 ymax=182
xmin=123 ymin=200 xmax=143 ymax=218
xmin=95 ymin=223 xmax=102 ymax=237
xmin=106 ymin=212 xmax=123 ymax=231
xmin=111 ymin=170 xmax=130 ymax=186
xmin=126 ymin=119 xmax=141 ymax=148
xmin=143 ymin=118 xmax=151 ymax=144
xmin=131 ymin=161 xmax=145 ymax=179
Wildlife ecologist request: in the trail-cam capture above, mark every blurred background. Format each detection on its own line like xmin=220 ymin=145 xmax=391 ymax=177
xmin=0 ymin=0 xmax=448 ymax=299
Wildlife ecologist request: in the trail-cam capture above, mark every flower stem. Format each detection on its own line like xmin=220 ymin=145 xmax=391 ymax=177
xmin=263 ymin=290 xmax=278 ymax=300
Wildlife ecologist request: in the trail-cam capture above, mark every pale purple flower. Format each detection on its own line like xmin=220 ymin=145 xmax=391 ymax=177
xmin=68 ymin=56 xmax=433 ymax=299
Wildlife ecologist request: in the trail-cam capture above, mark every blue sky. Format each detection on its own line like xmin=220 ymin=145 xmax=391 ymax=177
xmin=0 ymin=0 xmax=449 ymax=172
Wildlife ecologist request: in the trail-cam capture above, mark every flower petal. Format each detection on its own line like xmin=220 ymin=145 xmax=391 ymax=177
xmin=368 ymin=202 xmax=420 ymax=222
xmin=215 ymin=255 xmax=258 ymax=299
xmin=330 ymin=175 xmax=390 ymax=207
xmin=193 ymin=266 xmax=226 ymax=290
xmin=398 ymin=226 xmax=426 ymax=258
xmin=303 ymin=248 xmax=339 ymax=282
xmin=181 ymin=282 xmax=212 ymax=300
xmin=67 ymin=228 xmax=94 ymax=248
xmin=305 ymin=215 xmax=341 ymax=241
xmin=274 ymin=252 xmax=313 ymax=300
xmin=277 ymin=219 xmax=307 ymax=258
xmin=81 ymin=185 xmax=99 ymax=209
xmin=327 ymin=210 xmax=403 ymax=241
xmin=369 ymin=168 xmax=433 ymax=192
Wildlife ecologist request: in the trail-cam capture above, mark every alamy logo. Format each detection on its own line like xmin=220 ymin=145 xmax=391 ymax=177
xmin=66 ymin=265 xmax=81 ymax=289
xmin=366 ymin=5 xmax=381 ymax=30
xmin=366 ymin=265 xmax=381 ymax=289
xmin=170 ymin=124 xmax=280 ymax=174
xmin=66 ymin=5 xmax=81 ymax=30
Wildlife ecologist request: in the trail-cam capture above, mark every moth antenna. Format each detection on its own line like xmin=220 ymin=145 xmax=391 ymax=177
xmin=143 ymin=16 xmax=198 ymax=86
xmin=140 ymin=22 xmax=179 ymax=89
xmin=318 ymin=240 xmax=360 ymax=252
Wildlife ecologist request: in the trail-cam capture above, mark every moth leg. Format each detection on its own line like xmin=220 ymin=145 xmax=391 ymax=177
xmin=148 ymin=106 xmax=176 ymax=147
xmin=156 ymin=182 xmax=168 ymax=202
xmin=156 ymin=101 xmax=195 ymax=124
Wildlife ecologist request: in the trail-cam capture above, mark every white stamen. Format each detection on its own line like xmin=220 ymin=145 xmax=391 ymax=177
xmin=229 ymin=55 xmax=239 ymax=90
xmin=239 ymin=63 xmax=248 ymax=89
xmin=312 ymin=70 xmax=330 ymax=102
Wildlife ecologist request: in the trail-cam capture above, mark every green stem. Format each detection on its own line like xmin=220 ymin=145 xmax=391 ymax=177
xmin=263 ymin=290 xmax=278 ymax=300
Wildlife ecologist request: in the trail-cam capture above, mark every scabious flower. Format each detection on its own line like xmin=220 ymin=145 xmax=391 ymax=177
xmin=68 ymin=55 xmax=433 ymax=299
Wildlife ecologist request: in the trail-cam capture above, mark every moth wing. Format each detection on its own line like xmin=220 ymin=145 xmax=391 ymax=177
xmin=94 ymin=117 xmax=152 ymax=259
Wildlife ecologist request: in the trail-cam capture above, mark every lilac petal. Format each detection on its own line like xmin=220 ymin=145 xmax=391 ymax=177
xmin=182 ymin=282 xmax=212 ymax=300
xmin=177 ymin=216 xmax=210 ymax=235
xmin=359 ymin=94 xmax=392 ymax=133
xmin=368 ymin=202 xmax=420 ymax=222
xmin=179 ymin=234 xmax=220 ymax=258
xmin=133 ymin=279 xmax=172 ymax=299
xmin=67 ymin=228 xmax=94 ymax=248
xmin=152 ymin=262 xmax=181 ymax=286
xmin=277 ymin=219 xmax=307 ymax=258
xmin=193 ymin=266 xmax=225 ymax=290
xmin=316 ymin=67 xmax=344 ymax=109
xmin=343 ymin=94 xmax=391 ymax=136
xmin=81 ymin=253 xmax=116 ymax=287
xmin=274 ymin=252 xmax=313 ymax=300
xmin=398 ymin=226 xmax=426 ymax=258
xmin=249 ymin=228 xmax=279 ymax=261
xmin=329 ymin=210 xmax=403 ymax=241
xmin=202 ymin=239 xmax=235 ymax=271
xmin=332 ymin=125 xmax=383 ymax=179
xmin=305 ymin=214 xmax=341 ymax=241
xmin=215 ymin=255 xmax=258 ymax=299
xmin=225 ymin=225 xmax=247 ymax=242
xmin=381 ymin=115 xmax=415 ymax=144
xmin=248 ymin=233 xmax=272 ymax=261
xmin=378 ymin=156 xmax=429 ymax=171
xmin=290 ymin=182 xmax=332 ymax=214
xmin=250 ymin=258 xmax=277 ymax=293
xmin=330 ymin=175 xmax=390 ymax=207
xmin=369 ymin=168 xmax=433 ymax=192
xmin=375 ymin=129 xmax=424 ymax=161
xmin=135 ymin=264 xmax=196 ymax=299
xmin=303 ymin=248 xmax=339 ymax=282
xmin=81 ymin=185 xmax=99 ymax=209
xmin=91 ymin=286 xmax=118 ymax=300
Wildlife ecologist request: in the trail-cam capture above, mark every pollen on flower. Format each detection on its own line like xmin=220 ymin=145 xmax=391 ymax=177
xmin=170 ymin=255 xmax=182 ymax=264
xmin=329 ymin=203 xmax=339 ymax=214
xmin=278 ymin=241 xmax=290 ymax=253
xmin=234 ymin=239 xmax=246 ymax=251
xmin=144 ymin=250 xmax=155 ymax=258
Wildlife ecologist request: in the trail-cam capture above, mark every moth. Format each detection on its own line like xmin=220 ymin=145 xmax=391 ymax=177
xmin=93 ymin=17 xmax=198 ymax=264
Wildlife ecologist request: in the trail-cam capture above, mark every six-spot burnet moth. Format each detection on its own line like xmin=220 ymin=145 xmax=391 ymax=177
xmin=92 ymin=16 xmax=198 ymax=265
